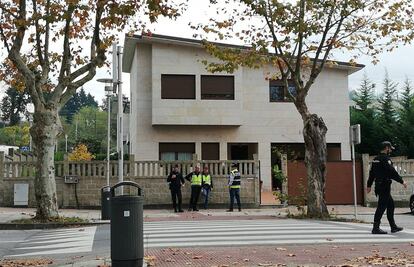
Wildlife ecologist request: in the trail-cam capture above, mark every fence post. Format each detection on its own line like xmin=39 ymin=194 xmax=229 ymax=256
xmin=0 ymin=152 xmax=4 ymax=180
xmin=281 ymin=154 xmax=288 ymax=196
xmin=362 ymin=153 xmax=370 ymax=207
xmin=192 ymin=153 xmax=198 ymax=172
xmin=129 ymin=154 xmax=135 ymax=177
xmin=63 ymin=154 xmax=69 ymax=176
xmin=253 ymin=154 xmax=260 ymax=207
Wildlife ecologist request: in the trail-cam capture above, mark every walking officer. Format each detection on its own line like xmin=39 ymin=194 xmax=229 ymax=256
xmin=167 ymin=164 xmax=185 ymax=212
xmin=227 ymin=163 xmax=242 ymax=212
xmin=367 ymin=141 xmax=407 ymax=234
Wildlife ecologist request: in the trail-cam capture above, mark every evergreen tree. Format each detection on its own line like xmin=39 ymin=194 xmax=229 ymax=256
xmin=0 ymin=87 xmax=30 ymax=126
xmin=397 ymin=78 xmax=414 ymax=158
xmin=352 ymin=73 xmax=375 ymax=111
xmin=378 ymin=71 xmax=398 ymax=124
xmin=377 ymin=71 xmax=398 ymax=150
xmin=350 ymin=74 xmax=381 ymax=155
xmin=59 ymin=88 xmax=98 ymax=123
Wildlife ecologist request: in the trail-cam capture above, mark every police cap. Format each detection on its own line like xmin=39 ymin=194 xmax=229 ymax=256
xmin=381 ymin=141 xmax=395 ymax=150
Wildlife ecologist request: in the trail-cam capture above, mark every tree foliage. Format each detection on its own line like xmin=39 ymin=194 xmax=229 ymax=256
xmin=0 ymin=123 xmax=30 ymax=147
xmin=0 ymin=0 xmax=184 ymax=220
xmin=68 ymin=143 xmax=94 ymax=161
xmin=200 ymin=0 xmax=414 ymax=218
xmin=352 ymin=74 xmax=414 ymax=158
xmin=0 ymin=87 xmax=30 ymax=126
xmin=59 ymin=87 xmax=98 ymax=123
xmin=353 ymin=73 xmax=375 ymax=111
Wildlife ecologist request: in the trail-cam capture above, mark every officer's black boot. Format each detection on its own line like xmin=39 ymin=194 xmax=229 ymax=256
xmin=390 ymin=222 xmax=403 ymax=233
xmin=372 ymin=222 xmax=387 ymax=234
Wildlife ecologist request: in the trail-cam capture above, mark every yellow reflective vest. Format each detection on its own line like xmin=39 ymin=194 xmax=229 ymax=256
xmin=191 ymin=173 xmax=202 ymax=186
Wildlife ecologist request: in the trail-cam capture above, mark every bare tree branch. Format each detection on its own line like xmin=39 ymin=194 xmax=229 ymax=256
xmin=0 ymin=2 xmax=18 ymax=19
xmin=57 ymin=1 xmax=106 ymax=106
xmin=8 ymin=0 xmax=42 ymax=108
xmin=56 ymin=4 xmax=75 ymax=88
xmin=32 ymin=0 xmax=45 ymax=71
xmin=0 ymin=20 xmax=11 ymax=53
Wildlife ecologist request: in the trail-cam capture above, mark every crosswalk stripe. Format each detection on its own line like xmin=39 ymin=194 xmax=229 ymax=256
xmin=7 ymin=226 xmax=97 ymax=257
xmin=142 ymin=220 xmax=414 ymax=248
xmin=144 ymin=229 xmax=368 ymax=238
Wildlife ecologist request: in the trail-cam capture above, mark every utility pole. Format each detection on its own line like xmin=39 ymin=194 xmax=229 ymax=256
xmin=113 ymin=43 xmax=124 ymax=189
xmin=350 ymin=124 xmax=361 ymax=219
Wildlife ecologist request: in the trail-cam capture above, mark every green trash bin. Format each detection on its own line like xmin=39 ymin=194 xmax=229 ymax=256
xmin=110 ymin=181 xmax=143 ymax=267
xmin=101 ymin=186 xmax=111 ymax=220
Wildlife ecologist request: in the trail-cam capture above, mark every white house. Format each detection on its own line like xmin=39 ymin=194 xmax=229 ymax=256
xmin=122 ymin=34 xmax=364 ymax=192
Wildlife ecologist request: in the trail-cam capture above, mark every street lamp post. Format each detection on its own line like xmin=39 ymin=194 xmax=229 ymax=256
xmin=97 ymin=78 xmax=114 ymax=187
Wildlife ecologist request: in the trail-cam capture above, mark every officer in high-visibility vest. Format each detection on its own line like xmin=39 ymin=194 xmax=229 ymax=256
xmin=185 ymin=165 xmax=202 ymax=211
xmin=201 ymin=166 xmax=214 ymax=209
xmin=227 ymin=163 xmax=241 ymax=212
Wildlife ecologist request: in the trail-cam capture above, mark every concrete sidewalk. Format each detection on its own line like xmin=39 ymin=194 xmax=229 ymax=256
xmin=0 ymin=205 xmax=409 ymax=223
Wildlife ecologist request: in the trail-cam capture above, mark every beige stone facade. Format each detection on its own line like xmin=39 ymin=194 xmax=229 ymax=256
xmin=123 ymin=34 xmax=363 ymax=192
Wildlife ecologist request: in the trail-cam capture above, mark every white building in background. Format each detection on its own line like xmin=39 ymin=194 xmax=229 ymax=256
xmin=122 ymin=34 xmax=364 ymax=191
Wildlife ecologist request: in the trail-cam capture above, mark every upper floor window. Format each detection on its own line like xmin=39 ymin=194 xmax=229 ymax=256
xmin=201 ymin=75 xmax=235 ymax=100
xmin=159 ymin=143 xmax=195 ymax=160
xmin=161 ymin=74 xmax=195 ymax=99
xmin=269 ymin=80 xmax=297 ymax=102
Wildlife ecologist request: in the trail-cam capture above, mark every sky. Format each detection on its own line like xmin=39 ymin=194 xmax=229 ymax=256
xmin=1 ymin=1 xmax=414 ymax=104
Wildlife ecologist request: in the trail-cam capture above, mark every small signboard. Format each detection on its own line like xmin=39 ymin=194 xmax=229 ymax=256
xmin=350 ymin=124 xmax=361 ymax=145
xmin=64 ymin=175 xmax=79 ymax=184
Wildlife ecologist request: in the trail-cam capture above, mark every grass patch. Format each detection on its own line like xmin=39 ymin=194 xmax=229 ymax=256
xmin=10 ymin=216 xmax=89 ymax=224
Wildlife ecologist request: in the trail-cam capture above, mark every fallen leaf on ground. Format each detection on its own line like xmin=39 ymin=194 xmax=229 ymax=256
xmin=192 ymin=255 xmax=203 ymax=259
xmin=0 ymin=259 xmax=53 ymax=267
xmin=287 ymin=254 xmax=296 ymax=257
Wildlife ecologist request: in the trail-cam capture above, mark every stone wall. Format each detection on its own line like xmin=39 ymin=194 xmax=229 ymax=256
xmin=0 ymin=175 xmax=260 ymax=209
xmin=362 ymin=154 xmax=414 ymax=207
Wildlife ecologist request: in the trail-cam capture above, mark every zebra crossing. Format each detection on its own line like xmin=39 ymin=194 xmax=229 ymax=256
xmin=6 ymin=226 xmax=97 ymax=257
xmin=143 ymin=219 xmax=414 ymax=248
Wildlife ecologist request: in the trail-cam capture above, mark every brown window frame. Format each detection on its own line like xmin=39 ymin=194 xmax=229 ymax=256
xmin=161 ymin=74 xmax=196 ymax=100
xmin=201 ymin=75 xmax=235 ymax=100
xmin=269 ymin=80 xmax=297 ymax=102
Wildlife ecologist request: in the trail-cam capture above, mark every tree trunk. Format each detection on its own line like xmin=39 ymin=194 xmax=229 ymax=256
xmin=303 ymin=114 xmax=329 ymax=218
xmin=31 ymin=107 xmax=61 ymax=220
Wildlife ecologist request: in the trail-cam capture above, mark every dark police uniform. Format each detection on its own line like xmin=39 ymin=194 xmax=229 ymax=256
xmin=367 ymin=153 xmax=405 ymax=233
xmin=167 ymin=170 xmax=185 ymax=212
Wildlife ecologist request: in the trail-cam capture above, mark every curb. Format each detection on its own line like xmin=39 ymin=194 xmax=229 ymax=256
xmin=0 ymin=221 xmax=109 ymax=230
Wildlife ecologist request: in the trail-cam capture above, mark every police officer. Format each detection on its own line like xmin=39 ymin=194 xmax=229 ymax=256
xmin=201 ymin=166 xmax=213 ymax=209
xmin=227 ymin=163 xmax=241 ymax=212
xmin=185 ymin=165 xmax=202 ymax=211
xmin=167 ymin=164 xmax=185 ymax=212
xmin=367 ymin=141 xmax=408 ymax=234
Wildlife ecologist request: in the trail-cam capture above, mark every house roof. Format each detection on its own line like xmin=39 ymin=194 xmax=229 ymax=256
xmin=122 ymin=33 xmax=365 ymax=74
